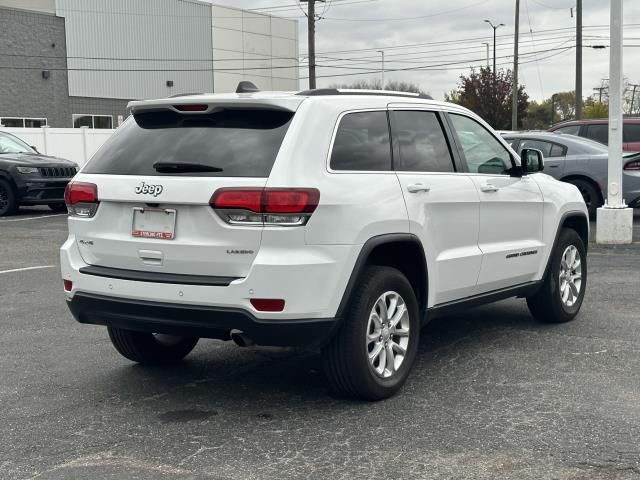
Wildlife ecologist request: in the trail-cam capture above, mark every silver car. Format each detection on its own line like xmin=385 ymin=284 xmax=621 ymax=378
xmin=503 ymin=132 xmax=640 ymax=218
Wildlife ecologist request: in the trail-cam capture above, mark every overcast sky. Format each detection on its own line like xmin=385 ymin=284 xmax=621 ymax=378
xmin=214 ymin=0 xmax=640 ymax=102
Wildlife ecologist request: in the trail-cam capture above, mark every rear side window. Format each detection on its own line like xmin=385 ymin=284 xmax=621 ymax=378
xmin=624 ymin=124 xmax=640 ymax=142
xmin=392 ymin=111 xmax=454 ymax=172
xmin=554 ymin=125 xmax=581 ymax=136
xmin=84 ymin=109 xmax=294 ymax=177
xmin=585 ymin=124 xmax=608 ymax=145
xmin=519 ymin=139 xmax=566 ymax=158
xmin=330 ymin=111 xmax=392 ymax=171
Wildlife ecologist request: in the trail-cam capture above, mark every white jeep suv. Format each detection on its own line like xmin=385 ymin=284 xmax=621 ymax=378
xmin=61 ymin=87 xmax=589 ymax=400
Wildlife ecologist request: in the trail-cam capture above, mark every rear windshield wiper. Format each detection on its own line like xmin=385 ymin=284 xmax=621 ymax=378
xmin=152 ymin=161 xmax=223 ymax=173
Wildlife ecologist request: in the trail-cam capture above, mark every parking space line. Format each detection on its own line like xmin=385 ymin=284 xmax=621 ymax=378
xmin=0 ymin=265 xmax=55 ymax=275
xmin=0 ymin=214 xmax=66 ymax=223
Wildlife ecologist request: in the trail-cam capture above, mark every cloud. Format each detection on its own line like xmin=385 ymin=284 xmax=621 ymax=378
xmin=215 ymin=0 xmax=640 ymax=102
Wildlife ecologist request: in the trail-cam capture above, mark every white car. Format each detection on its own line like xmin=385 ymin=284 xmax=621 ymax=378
xmin=61 ymin=86 xmax=589 ymax=400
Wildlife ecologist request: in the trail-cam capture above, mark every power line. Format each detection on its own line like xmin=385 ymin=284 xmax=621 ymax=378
xmin=318 ymin=0 xmax=487 ymax=21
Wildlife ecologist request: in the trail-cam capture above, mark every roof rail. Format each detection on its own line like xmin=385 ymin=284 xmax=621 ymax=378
xmin=297 ymin=88 xmax=433 ymax=100
xmin=236 ymin=81 xmax=260 ymax=93
xmin=168 ymin=92 xmax=203 ymax=98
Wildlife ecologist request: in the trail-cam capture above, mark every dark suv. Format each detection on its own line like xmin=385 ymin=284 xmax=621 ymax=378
xmin=549 ymin=118 xmax=640 ymax=151
xmin=0 ymin=131 xmax=78 ymax=216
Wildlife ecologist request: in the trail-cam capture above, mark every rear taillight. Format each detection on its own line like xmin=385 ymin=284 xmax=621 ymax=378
xmin=250 ymin=298 xmax=285 ymax=312
xmin=624 ymin=160 xmax=640 ymax=171
xmin=64 ymin=182 xmax=99 ymax=218
xmin=210 ymin=188 xmax=320 ymax=226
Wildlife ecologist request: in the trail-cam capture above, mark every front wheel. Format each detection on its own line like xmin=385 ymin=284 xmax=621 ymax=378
xmin=108 ymin=327 xmax=199 ymax=365
xmin=0 ymin=178 xmax=18 ymax=216
xmin=527 ymin=228 xmax=587 ymax=323
xmin=322 ymin=266 xmax=420 ymax=401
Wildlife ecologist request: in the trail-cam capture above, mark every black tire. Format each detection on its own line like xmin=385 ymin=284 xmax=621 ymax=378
xmin=527 ymin=228 xmax=587 ymax=324
xmin=48 ymin=203 xmax=67 ymax=212
xmin=322 ymin=266 xmax=420 ymax=401
xmin=107 ymin=327 xmax=199 ymax=365
xmin=567 ymin=178 xmax=601 ymax=219
xmin=0 ymin=178 xmax=18 ymax=216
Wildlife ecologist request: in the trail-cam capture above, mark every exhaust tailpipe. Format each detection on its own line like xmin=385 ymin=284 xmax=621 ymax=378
xmin=230 ymin=330 xmax=254 ymax=347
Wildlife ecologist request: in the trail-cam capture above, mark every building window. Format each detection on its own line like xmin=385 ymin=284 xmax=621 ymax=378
xmin=0 ymin=117 xmax=48 ymax=128
xmin=73 ymin=114 xmax=113 ymax=129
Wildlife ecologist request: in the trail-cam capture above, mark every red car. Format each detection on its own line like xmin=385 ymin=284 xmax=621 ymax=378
xmin=548 ymin=118 xmax=640 ymax=152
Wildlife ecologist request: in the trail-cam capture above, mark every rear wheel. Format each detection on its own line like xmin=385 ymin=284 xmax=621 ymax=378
xmin=322 ymin=266 xmax=420 ymax=401
xmin=48 ymin=203 xmax=67 ymax=212
xmin=567 ymin=178 xmax=601 ymax=219
xmin=527 ymin=228 xmax=587 ymax=323
xmin=107 ymin=327 xmax=199 ymax=365
xmin=0 ymin=178 xmax=18 ymax=216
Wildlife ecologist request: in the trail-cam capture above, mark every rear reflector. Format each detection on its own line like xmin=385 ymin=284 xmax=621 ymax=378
xmin=63 ymin=279 xmax=72 ymax=291
xmin=210 ymin=188 xmax=320 ymax=226
xmin=64 ymin=182 xmax=99 ymax=218
xmin=250 ymin=298 xmax=285 ymax=312
xmin=174 ymin=104 xmax=208 ymax=112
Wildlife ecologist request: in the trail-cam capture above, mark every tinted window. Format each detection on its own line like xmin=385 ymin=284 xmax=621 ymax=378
xmin=623 ymin=124 xmax=640 ymax=142
xmin=518 ymin=139 xmax=565 ymax=158
xmin=449 ymin=114 xmax=512 ymax=175
xmin=330 ymin=111 xmax=391 ymax=171
xmin=393 ymin=111 xmax=454 ymax=172
xmin=585 ymin=124 xmax=608 ymax=144
xmin=84 ymin=109 xmax=294 ymax=177
xmin=555 ymin=125 xmax=581 ymax=136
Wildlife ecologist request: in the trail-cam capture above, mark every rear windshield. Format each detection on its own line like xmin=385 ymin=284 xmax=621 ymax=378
xmin=84 ymin=109 xmax=294 ymax=177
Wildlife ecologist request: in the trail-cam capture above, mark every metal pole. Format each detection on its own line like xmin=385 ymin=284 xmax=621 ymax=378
xmin=378 ymin=50 xmax=385 ymax=89
xmin=512 ymin=0 xmax=520 ymax=131
xmin=307 ymin=0 xmax=316 ymax=89
xmin=493 ymin=26 xmax=497 ymax=81
xmin=607 ymin=0 xmax=624 ymax=208
xmin=575 ymin=0 xmax=583 ymax=119
xmin=483 ymin=43 xmax=490 ymax=68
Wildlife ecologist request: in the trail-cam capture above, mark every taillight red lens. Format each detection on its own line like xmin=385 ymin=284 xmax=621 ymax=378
xmin=263 ymin=189 xmax=320 ymax=214
xmin=63 ymin=279 xmax=72 ymax=291
xmin=210 ymin=188 xmax=263 ymax=212
xmin=250 ymin=298 xmax=285 ymax=312
xmin=624 ymin=160 xmax=640 ymax=170
xmin=64 ymin=182 xmax=98 ymax=205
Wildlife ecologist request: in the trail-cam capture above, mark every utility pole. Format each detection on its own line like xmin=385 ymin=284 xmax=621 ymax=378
xmin=301 ymin=0 xmax=323 ymax=89
xmin=377 ymin=50 xmax=385 ymax=89
xmin=596 ymin=0 xmax=633 ymax=244
xmin=629 ymin=83 xmax=640 ymax=115
xmin=594 ymin=86 xmax=607 ymax=103
xmin=575 ymin=0 xmax=583 ymax=119
xmin=512 ymin=0 xmax=520 ymax=131
xmin=482 ymin=43 xmax=490 ymax=68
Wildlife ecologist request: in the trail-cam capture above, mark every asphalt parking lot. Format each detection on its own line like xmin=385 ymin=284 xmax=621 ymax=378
xmin=1 ymin=207 xmax=640 ymax=480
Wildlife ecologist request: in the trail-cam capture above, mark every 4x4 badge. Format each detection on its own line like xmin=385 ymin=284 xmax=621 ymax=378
xmin=135 ymin=182 xmax=163 ymax=196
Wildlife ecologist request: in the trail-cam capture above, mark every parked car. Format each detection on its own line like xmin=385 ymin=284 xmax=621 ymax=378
xmin=62 ymin=86 xmax=589 ymax=400
xmin=548 ymin=118 xmax=640 ymax=151
xmin=503 ymin=132 xmax=640 ymax=218
xmin=0 ymin=131 xmax=78 ymax=216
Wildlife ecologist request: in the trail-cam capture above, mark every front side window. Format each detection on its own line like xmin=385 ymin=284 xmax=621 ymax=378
xmin=623 ymin=124 xmax=640 ymax=143
xmin=585 ymin=124 xmax=608 ymax=145
xmin=392 ymin=111 xmax=454 ymax=172
xmin=449 ymin=114 xmax=512 ymax=175
xmin=330 ymin=111 xmax=392 ymax=171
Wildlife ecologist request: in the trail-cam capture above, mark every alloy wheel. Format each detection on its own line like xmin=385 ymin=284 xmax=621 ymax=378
xmin=559 ymin=245 xmax=582 ymax=307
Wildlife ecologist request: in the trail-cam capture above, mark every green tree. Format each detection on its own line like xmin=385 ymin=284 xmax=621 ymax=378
xmin=445 ymin=67 xmax=529 ymax=130
xmin=583 ymin=96 xmax=609 ymax=119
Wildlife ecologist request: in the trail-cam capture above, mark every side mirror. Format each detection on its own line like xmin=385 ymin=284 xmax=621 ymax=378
xmin=520 ymin=148 xmax=544 ymax=174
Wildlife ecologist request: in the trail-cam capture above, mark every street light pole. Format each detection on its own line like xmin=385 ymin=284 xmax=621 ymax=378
xmin=377 ymin=50 xmax=385 ymax=89
xmin=575 ymin=0 xmax=583 ymax=119
xmin=485 ymin=19 xmax=505 ymax=80
xmin=596 ymin=0 xmax=634 ymax=244
xmin=512 ymin=0 xmax=520 ymax=131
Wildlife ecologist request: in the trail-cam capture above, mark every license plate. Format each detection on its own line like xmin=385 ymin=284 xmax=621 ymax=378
xmin=132 ymin=208 xmax=176 ymax=240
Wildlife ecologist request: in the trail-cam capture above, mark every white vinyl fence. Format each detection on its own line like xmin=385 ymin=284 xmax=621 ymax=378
xmin=0 ymin=126 xmax=115 ymax=167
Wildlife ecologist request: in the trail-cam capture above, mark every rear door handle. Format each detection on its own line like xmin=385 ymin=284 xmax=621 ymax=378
xmin=480 ymin=183 xmax=499 ymax=193
xmin=407 ymin=184 xmax=431 ymax=193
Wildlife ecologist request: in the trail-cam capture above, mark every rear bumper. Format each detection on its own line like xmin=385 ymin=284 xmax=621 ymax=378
xmin=67 ymin=292 xmax=339 ymax=347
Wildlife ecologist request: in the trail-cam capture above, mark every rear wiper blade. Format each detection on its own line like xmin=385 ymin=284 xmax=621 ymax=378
xmin=153 ymin=161 xmax=223 ymax=173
